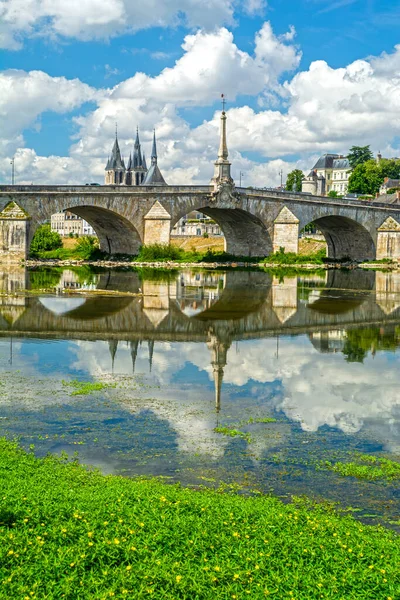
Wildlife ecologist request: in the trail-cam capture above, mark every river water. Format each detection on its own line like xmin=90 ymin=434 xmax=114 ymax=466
xmin=0 ymin=266 xmax=399 ymax=527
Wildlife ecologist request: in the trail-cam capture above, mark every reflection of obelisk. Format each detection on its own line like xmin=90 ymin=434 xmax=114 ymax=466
xmin=108 ymin=340 xmax=118 ymax=373
xmin=130 ymin=340 xmax=139 ymax=374
xmin=206 ymin=331 xmax=231 ymax=413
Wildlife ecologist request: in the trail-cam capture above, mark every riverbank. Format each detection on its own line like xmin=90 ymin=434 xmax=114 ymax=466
xmin=0 ymin=439 xmax=399 ymax=599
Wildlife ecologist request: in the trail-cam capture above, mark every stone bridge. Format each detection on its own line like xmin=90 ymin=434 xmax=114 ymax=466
xmin=2 ymin=111 xmax=400 ymax=261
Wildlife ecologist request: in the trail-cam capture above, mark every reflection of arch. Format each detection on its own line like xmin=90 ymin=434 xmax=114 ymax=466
xmin=37 ymin=269 xmax=142 ymax=320
xmin=307 ymin=269 xmax=375 ymax=315
xmin=176 ymin=207 xmax=272 ymax=257
xmin=310 ymin=216 xmax=375 ymax=261
xmin=193 ymin=271 xmax=272 ymax=321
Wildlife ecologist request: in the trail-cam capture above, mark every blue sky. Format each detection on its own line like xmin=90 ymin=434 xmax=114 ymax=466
xmin=1 ymin=0 xmax=400 ymax=185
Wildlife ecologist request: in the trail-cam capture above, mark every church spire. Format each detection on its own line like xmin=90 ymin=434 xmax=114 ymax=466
xmin=211 ymin=94 xmax=233 ymax=189
xmin=143 ymin=129 xmax=167 ymax=186
xmin=151 ymin=129 xmax=157 ymax=165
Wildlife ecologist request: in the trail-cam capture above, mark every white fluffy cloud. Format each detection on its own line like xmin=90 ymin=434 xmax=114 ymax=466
xmin=0 ymin=0 xmax=237 ymax=49
xmin=2 ymin=22 xmax=400 ymax=186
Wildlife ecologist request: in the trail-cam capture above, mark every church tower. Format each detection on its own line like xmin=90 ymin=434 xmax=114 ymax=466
xmin=105 ymin=128 xmax=126 ymax=185
xmin=126 ymin=128 xmax=148 ymax=186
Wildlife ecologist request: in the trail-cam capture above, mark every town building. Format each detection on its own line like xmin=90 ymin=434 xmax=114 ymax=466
xmin=302 ymin=154 xmax=352 ymax=196
xmin=51 ymin=211 xmax=95 ymax=236
xmin=104 ymin=128 xmax=167 ymax=186
xmin=171 ymin=211 xmax=223 ymax=237
xmin=379 ymin=178 xmax=400 ymax=195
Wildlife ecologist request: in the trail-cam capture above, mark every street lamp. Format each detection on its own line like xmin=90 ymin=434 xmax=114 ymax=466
xmin=10 ymin=157 xmax=15 ymax=185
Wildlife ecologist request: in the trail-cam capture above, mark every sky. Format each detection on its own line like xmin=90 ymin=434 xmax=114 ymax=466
xmin=1 ymin=0 xmax=400 ymax=187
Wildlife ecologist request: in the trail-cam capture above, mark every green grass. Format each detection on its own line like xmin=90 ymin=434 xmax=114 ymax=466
xmin=0 ymin=440 xmax=399 ymax=599
xmin=62 ymin=380 xmax=117 ymax=396
xmin=321 ymin=453 xmax=400 ymax=481
xmin=244 ymin=417 xmax=277 ymax=424
xmin=264 ymin=248 xmax=327 ymax=265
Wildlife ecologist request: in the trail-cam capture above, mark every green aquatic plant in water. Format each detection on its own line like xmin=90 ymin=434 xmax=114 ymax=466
xmin=214 ymin=426 xmax=251 ymax=442
xmin=321 ymin=453 xmax=400 ymax=481
xmin=0 ymin=439 xmax=399 ymax=599
xmin=62 ymin=380 xmax=117 ymax=396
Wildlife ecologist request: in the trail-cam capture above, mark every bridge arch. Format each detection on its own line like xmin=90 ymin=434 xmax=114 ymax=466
xmin=174 ymin=207 xmax=272 ymax=257
xmin=306 ymin=215 xmax=376 ymax=261
xmin=31 ymin=205 xmax=142 ymax=255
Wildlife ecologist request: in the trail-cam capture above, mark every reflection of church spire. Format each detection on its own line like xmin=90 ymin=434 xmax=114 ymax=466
xmin=130 ymin=340 xmax=139 ymax=374
xmin=109 ymin=340 xmax=118 ymax=373
xmin=207 ymin=331 xmax=230 ymax=413
xmin=148 ymin=340 xmax=154 ymax=372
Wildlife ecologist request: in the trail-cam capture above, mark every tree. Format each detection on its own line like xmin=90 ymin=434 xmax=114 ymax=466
xmin=347 ymin=145 xmax=374 ymax=168
xmin=286 ymin=169 xmax=304 ymax=192
xmin=348 ymin=158 xmax=400 ymax=195
xmin=328 ymin=190 xmax=342 ymax=198
xmin=30 ymin=224 xmax=62 ymax=255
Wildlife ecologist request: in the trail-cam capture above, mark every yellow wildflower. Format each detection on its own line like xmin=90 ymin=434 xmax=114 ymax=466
xmin=176 ymin=575 xmax=182 ymax=583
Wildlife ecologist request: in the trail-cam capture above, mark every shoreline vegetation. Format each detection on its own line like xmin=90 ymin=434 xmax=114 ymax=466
xmin=22 ymin=240 xmax=398 ymax=271
xmin=0 ymin=438 xmax=399 ymax=599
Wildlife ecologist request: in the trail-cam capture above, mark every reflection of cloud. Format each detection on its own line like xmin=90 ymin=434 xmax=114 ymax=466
xmin=39 ymin=297 xmax=86 ymax=315
xmin=70 ymin=336 xmax=400 ymax=453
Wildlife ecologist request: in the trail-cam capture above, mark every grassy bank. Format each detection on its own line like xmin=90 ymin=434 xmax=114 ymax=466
xmin=33 ymin=242 xmax=327 ymax=266
xmin=0 ymin=440 xmax=399 ymax=599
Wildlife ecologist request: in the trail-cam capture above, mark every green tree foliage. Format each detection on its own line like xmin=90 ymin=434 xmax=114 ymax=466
xmin=347 ymin=145 xmax=374 ymax=168
xmin=327 ymin=190 xmax=342 ymax=198
xmin=348 ymin=158 xmax=400 ymax=195
xmin=342 ymin=327 xmax=400 ymax=363
xmin=285 ymin=169 xmax=304 ymax=192
xmin=30 ymin=224 xmax=62 ymax=255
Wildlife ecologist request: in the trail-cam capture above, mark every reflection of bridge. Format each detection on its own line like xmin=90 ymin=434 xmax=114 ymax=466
xmin=2 ymin=267 xmax=400 ymax=412
xmin=1 ymin=269 xmax=400 ymax=341
xmin=2 ymin=111 xmax=400 ymax=261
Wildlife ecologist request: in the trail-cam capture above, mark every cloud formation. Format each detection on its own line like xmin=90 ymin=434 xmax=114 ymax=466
xmin=1 ymin=22 xmax=400 ymax=187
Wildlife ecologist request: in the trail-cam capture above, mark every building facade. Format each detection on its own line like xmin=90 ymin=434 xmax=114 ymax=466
xmin=51 ymin=211 xmax=95 ymax=236
xmin=105 ymin=129 xmax=167 ymax=186
xmin=302 ymin=154 xmax=352 ymax=196
xmin=171 ymin=211 xmax=223 ymax=237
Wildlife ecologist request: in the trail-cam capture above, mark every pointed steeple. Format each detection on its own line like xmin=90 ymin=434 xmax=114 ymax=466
xmin=206 ymin=331 xmax=231 ymax=414
xmin=143 ymin=130 xmax=167 ymax=186
xmin=151 ymin=129 xmax=157 ymax=164
xmin=127 ymin=153 xmax=132 ymax=170
xmin=211 ymin=94 xmax=233 ymax=189
xmin=133 ymin=127 xmax=143 ymax=168
xmin=130 ymin=340 xmax=139 ymax=374
xmin=148 ymin=340 xmax=154 ymax=372
xmin=142 ymin=151 xmax=147 ymax=171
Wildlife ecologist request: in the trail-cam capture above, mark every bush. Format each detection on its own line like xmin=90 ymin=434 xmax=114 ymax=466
xmin=74 ymin=235 xmax=100 ymax=260
xmin=386 ymin=188 xmax=400 ymax=195
xmin=30 ymin=224 xmax=62 ymax=255
xmin=266 ymin=247 xmax=326 ymax=265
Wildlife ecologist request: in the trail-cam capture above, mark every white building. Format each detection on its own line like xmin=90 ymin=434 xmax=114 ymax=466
xmin=302 ymin=154 xmax=352 ymax=196
xmin=51 ymin=211 xmax=96 ymax=236
xmin=171 ymin=211 xmax=223 ymax=237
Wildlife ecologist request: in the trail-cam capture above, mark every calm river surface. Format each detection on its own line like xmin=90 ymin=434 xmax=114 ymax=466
xmin=0 ymin=266 xmax=399 ymax=527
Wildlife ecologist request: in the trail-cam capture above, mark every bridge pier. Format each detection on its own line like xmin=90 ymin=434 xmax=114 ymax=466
xmin=273 ymin=207 xmax=299 ymax=254
xmin=376 ymin=217 xmax=400 ymax=260
xmin=144 ymin=201 xmax=171 ymax=246
xmin=0 ymin=202 xmax=30 ymax=263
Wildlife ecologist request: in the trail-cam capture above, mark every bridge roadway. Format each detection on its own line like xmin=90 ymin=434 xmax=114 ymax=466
xmin=1 ymin=270 xmax=399 ymax=343
xmin=2 ymin=184 xmax=400 ymax=260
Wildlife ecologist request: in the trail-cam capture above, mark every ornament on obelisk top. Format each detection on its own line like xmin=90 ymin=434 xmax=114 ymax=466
xmin=211 ymin=93 xmax=234 ymax=190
